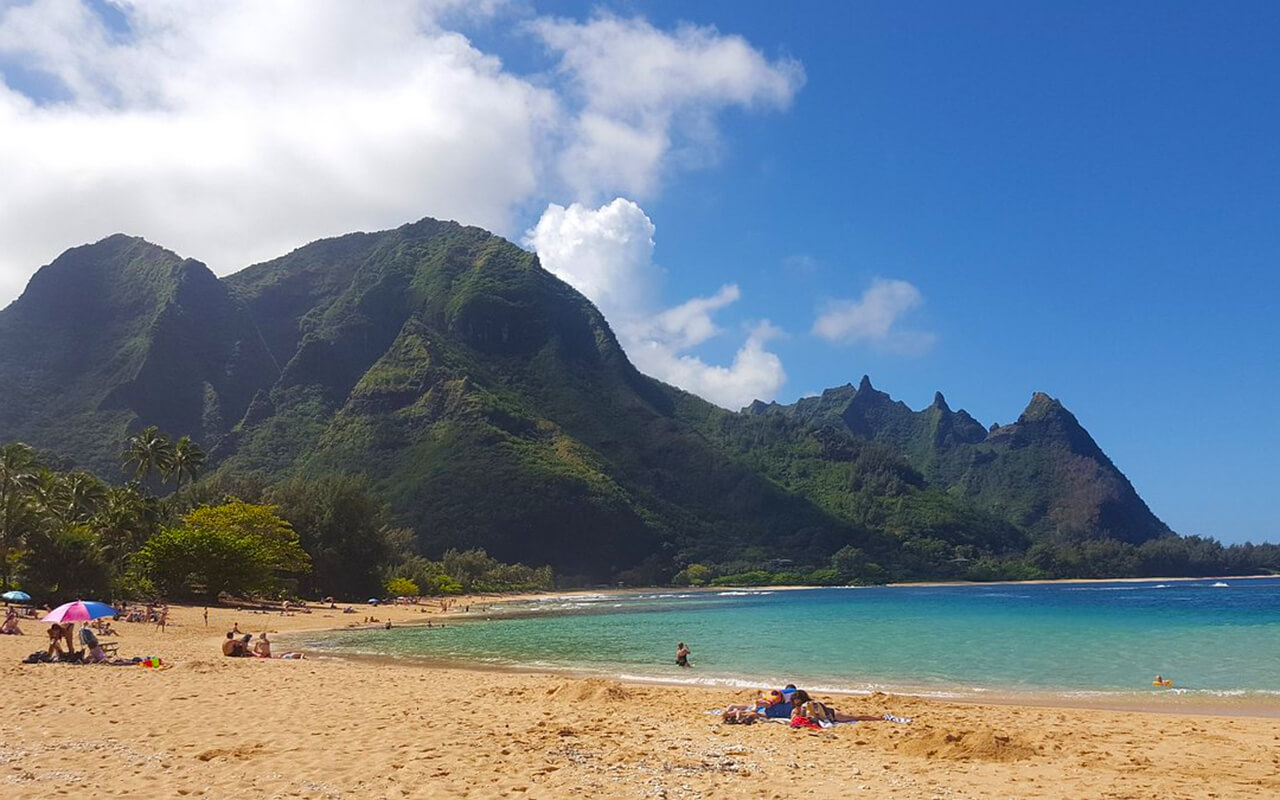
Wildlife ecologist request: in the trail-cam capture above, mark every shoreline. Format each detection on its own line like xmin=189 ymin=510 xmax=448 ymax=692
xmin=4 ymin=602 xmax=1279 ymax=798
xmin=293 ymin=639 xmax=1280 ymax=720
xmin=285 ymin=578 xmax=1280 ymax=719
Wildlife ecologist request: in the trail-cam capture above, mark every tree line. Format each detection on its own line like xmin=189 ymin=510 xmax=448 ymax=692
xmin=0 ymin=429 xmax=553 ymax=603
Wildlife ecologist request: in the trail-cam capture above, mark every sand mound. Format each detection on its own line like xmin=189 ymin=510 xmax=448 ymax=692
xmin=898 ymin=728 xmax=1037 ymax=762
xmin=196 ymin=743 xmax=268 ymax=761
xmin=548 ymin=678 xmax=632 ymax=702
xmin=177 ymin=660 xmax=221 ymax=673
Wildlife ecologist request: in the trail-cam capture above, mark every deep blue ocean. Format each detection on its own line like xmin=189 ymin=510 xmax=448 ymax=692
xmin=297 ymin=578 xmax=1280 ymax=705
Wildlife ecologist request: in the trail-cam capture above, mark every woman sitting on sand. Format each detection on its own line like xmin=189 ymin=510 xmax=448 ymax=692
xmin=1 ymin=608 xmax=22 ymax=635
xmin=46 ymin=623 xmax=65 ymax=658
xmin=253 ymin=632 xmax=272 ymax=658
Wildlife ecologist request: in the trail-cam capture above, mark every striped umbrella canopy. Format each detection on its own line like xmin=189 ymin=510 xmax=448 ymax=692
xmin=40 ymin=601 xmax=118 ymax=623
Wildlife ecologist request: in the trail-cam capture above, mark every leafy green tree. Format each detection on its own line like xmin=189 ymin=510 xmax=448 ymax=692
xmin=20 ymin=524 xmax=113 ymax=600
xmin=183 ymin=501 xmax=311 ymax=576
xmin=429 ymin=573 xmax=463 ymax=595
xmin=122 ymin=426 xmax=175 ymax=488
xmin=386 ymin=576 xmax=420 ymax=597
xmin=440 ymin=548 xmax=499 ymax=592
xmin=132 ymin=501 xmax=309 ymax=600
xmin=267 ymin=474 xmax=395 ymax=598
xmin=672 ymin=563 xmax=712 ymax=586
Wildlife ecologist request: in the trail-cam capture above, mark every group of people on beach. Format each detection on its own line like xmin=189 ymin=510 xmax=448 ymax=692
xmin=221 ymin=624 xmax=305 ymax=659
xmin=675 ymin=642 xmax=907 ymax=728
xmin=723 ymin=684 xmax=907 ymax=728
xmin=40 ymin=621 xmax=111 ymax=663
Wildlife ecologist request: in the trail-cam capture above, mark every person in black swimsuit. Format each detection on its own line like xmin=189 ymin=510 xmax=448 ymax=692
xmin=676 ymin=641 xmax=691 ymax=667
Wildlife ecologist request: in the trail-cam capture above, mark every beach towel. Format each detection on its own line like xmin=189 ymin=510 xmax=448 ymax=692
xmin=790 ymin=715 xmax=823 ymax=730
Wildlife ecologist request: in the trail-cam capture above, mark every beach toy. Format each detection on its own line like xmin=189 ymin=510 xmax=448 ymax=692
xmin=1152 ymin=679 xmax=1173 ymax=687
xmin=140 ymin=656 xmax=163 ymax=668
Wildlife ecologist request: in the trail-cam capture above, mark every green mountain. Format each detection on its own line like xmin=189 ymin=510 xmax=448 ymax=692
xmin=0 ymin=220 xmax=1174 ymax=580
xmin=738 ymin=376 xmax=1171 ymax=544
xmin=0 ymin=235 xmax=278 ymax=477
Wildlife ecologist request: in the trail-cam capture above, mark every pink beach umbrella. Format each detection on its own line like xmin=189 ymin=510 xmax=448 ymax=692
xmin=40 ymin=601 xmax=118 ymax=623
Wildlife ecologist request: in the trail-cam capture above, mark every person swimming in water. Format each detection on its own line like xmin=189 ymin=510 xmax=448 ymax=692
xmin=676 ymin=641 xmax=691 ymax=667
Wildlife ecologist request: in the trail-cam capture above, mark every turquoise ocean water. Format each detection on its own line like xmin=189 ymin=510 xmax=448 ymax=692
xmin=296 ymin=578 xmax=1280 ymax=707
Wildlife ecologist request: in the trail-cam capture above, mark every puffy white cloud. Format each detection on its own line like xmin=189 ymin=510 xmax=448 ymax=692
xmin=0 ymin=1 xmax=800 ymax=305
xmin=531 ymin=14 xmax=805 ymax=202
xmin=526 ymin=199 xmax=786 ymax=409
xmin=523 ymin=198 xmax=658 ymax=314
xmin=0 ymin=0 xmax=554 ymax=303
xmin=812 ymin=278 xmax=936 ymax=353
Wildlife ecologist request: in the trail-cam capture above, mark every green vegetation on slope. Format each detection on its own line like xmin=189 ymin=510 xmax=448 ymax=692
xmin=0 ymin=219 xmax=1248 ymax=586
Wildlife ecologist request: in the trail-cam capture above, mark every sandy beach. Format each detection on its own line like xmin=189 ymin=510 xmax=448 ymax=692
xmin=1 ymin=601 xmax=1277 ymax=800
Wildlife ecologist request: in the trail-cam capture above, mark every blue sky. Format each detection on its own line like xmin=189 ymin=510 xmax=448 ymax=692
xmin=0 ymin=1 xmax=1275 ymax=543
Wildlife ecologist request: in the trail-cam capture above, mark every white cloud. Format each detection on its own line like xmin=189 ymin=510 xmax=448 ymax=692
xmin=627 ymin=320 xmax=786 ymax=410
xmin=813 ymin=278 xmax=936 ymax=353
xmin=0 ymin=2 xmax=801 ymax=306
xmin=531 ymin=14 xmax=805 ymax=202
xmin=0 ymin=0 xmax=554 ymax=303
xmin=522 ymin=197 xmax=658 ymax=314
xmin=526 ymin=199 xmax=786 ymax=409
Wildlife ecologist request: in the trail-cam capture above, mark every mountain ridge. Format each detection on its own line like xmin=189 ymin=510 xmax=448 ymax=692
xmin=0 ymin=221 xmax=1174 ymax=579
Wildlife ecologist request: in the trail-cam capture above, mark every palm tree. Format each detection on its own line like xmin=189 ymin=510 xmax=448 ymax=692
xmin=28 ymin=468 xmax=69 ymax=521
xmin=94 ymin=484 xmax=155 ymax=571
xmin=122 ymin=426 xmax=175 ymax=490
xmin=0 ymin=443 xmax=38 ymax=590
xmin=63 ymin=472 xmax=108 ymax=523
xmin=170 ymin=436 xmax=207 ymax=489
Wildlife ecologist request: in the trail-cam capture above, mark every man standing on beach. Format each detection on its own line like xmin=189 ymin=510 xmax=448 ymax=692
xmin=676 ymin=641 xmax=691 ymax=667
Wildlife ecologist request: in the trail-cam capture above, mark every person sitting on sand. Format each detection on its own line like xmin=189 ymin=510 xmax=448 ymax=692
xmin=223 ymin=631 xmax=251 ymax=657
xmin=79 ymin=623 xmax=106 ymax=663
xmin=253 ymin=632 xmax=272 ymax=658
xmin=46 ymin=623 xmax=66 ymax=658
xmin=1 ymin=608 xmax=22 ymax=635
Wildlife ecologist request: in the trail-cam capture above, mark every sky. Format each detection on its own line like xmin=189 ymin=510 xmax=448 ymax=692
xmin=0 ymin=0 xmax=1276 ymax=543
